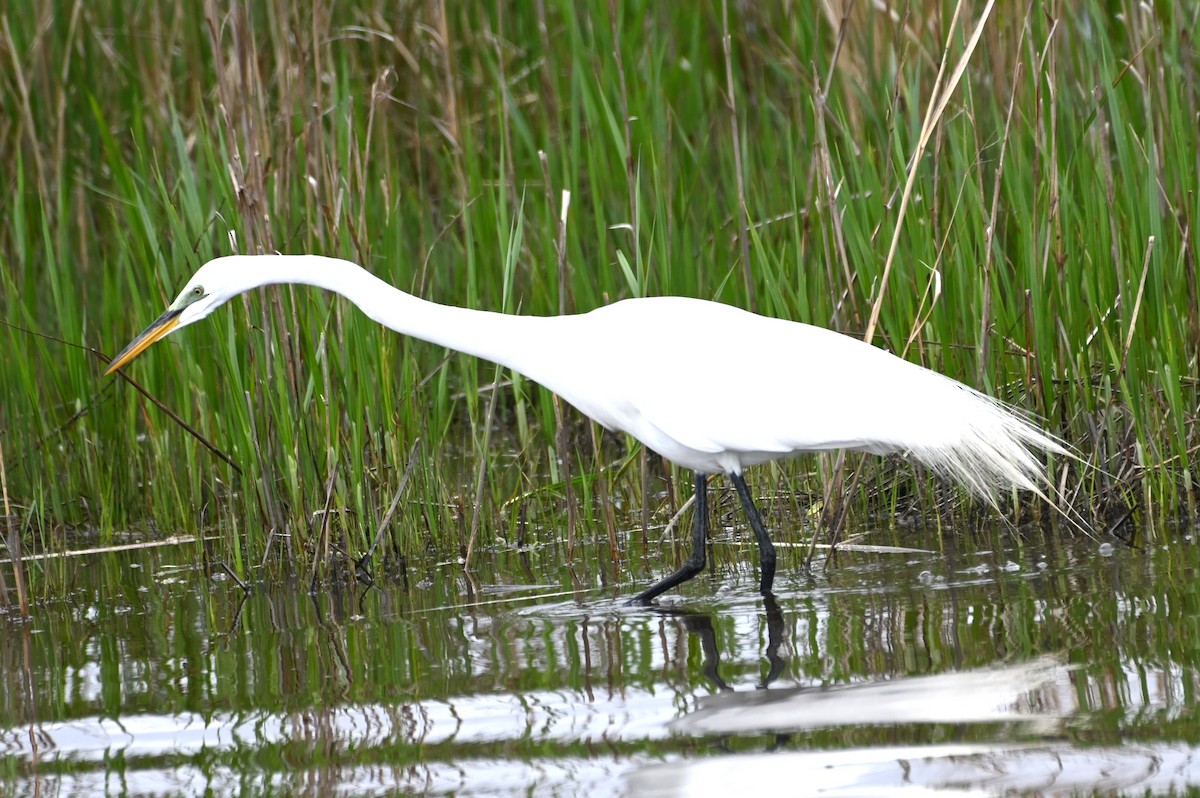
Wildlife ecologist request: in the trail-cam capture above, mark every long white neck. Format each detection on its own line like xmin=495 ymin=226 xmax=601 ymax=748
xmin=230 ymin=254 xmax=552 ymax=375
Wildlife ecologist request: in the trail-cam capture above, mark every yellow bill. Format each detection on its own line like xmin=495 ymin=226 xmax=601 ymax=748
xmin=104 ymin=307 xmax=183 ymax=375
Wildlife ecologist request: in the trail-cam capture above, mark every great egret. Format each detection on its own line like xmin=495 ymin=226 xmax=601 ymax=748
xmin=106 ymin=255 xmax=1065 ymax=603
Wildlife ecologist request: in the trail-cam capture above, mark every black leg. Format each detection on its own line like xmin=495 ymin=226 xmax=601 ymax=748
xmin=631 ymin=472 xmax=709 ymax=605
xmin=730 ymin=472 xmax=777 ymax=594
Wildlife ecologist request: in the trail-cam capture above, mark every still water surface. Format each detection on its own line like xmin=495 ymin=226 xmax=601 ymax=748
xmin=3 ymin=519 xmax=1200 ymax=796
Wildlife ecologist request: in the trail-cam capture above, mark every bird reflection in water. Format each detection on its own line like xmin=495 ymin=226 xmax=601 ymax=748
xmin=656 ymin=592 xmax=786 ymax=693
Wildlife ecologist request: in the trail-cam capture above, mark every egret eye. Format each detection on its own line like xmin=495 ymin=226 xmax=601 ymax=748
xmin=191 ymin=286 xmax=204 ymax=298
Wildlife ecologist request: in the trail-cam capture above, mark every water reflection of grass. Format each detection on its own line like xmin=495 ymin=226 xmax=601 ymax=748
xmin=4 ymin=534 xmax=1196 ymax=794
xmin=0 ymin=2 xmax=1192 ymax=592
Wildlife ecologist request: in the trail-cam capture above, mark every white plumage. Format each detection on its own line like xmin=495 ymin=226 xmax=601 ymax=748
xmin=546 ymin=297 xmax=1060 ymax=497
xmin=107 ymin=255 xmax=1065 ymax=602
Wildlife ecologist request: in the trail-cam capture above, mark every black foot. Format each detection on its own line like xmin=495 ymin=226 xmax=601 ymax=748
xmin=629 ymin=559 xmax=706 ymax=605
xmin=629 ymin=472 xmax=709 ymax=604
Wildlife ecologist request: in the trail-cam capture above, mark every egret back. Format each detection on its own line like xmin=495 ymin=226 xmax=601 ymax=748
xmin=539 ymin=297 xmax=1062 ymax=501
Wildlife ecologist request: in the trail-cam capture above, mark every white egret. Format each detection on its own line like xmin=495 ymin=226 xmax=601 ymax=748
xmin=106 ymin=254 xmax=1065 ymax=603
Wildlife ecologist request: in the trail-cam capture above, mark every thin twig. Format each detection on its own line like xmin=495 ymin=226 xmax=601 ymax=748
xmin=0 ymin=439 xmax=27 ymax=619
xmin=589 ymin=423 xmax=619 ymax=562
xmin=865 ymin=0 xmax=997 ymax=344
xmin=0 ymin=534 xmax=214 ymax=565
xmin=0 ymin=319 xmax=242 ymax=475
xmin=363 ymin=438 xmax=421 ymax=562
xmin=821 ymin=458 xmax=866 ymax=568
xmin=215 ymin=561 xmax=249 ymax=592
xmin=813 ymin=3 xmax=859 ymax=325
xmin=538 ymin=154 xmax=573 ymax=316
xmin=307 ymin=460 xmax=340 ymax=592
xmin=465 ymin=368 xmax=502 ymax=568
xmin=722 ymin=0 xmax=755 ymax=312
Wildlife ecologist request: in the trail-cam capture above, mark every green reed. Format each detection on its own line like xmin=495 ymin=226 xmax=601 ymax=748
xmin=0 ymin=1 xmax=1196 ymax=594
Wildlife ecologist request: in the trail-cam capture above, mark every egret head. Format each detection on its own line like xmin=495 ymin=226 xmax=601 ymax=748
xmin=104 ymin=258 xmax=248 ymax=375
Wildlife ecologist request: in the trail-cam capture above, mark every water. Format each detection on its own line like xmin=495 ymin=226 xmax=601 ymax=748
xmin=3 ymin=521 xmax=1200 ymax=796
